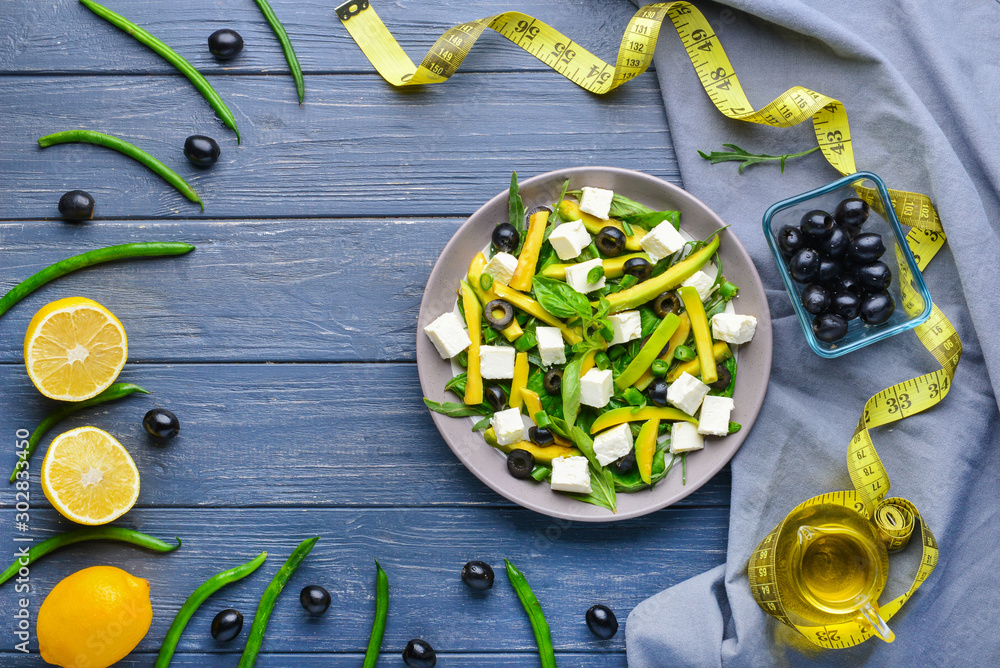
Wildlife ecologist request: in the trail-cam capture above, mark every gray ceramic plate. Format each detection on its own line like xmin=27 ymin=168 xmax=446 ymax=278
xmin=417 ymin=167 xmax=772 ymax=522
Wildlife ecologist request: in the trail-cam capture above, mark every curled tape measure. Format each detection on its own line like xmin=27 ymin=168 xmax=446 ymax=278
xmin=336 ymin=1 xmax=961 ymax=648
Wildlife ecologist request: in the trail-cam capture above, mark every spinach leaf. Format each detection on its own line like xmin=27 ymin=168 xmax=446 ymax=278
xmin=561 ymin=355 xmax=585 ymax=428
xmin=622 ymin=210 xmax=681 ymax=231
xmin=423 ymin=398 xmax=491 ymax=418
xmin=639 ymin=307 xmax=661 ymax=337
xmin=532 ymin=275 xmax=590 ymax=320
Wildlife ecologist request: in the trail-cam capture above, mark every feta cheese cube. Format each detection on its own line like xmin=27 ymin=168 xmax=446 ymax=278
xmin=580 ymin=368 xmax=613 ymax=408
xmin=484 ymin=252 xmax=518 ymax=286
xmin=491 ymin=407 xmax=526 ymax=446
xmin=608 ymin=310 xmax=642 ymax=345
xmin=535 ymin=326 xmax=566 ymax=367
xmin=711 ymin=313 xmax=758 ymax=344
xmin=564 ymin=258 xmax=606 ymax=294
xmin=667 ymin=371 xmax=710 ymax=416
xmin=681 ymin=270 xmax=716 ymax=302
xmin=578 ymin=186 xmax=614 ymax=220
xmin=423 ymin=312 xmax=471 ymax=359
xmin=480 ymin=345 xmax=516 ymax=379
xmin=593 ymin=423 xmax=635 ymax=466
xmin=670 ymin=421 xmax=704 ymax=454
xmin=550 ymin=456 xmax=592 ymax=493
xmin=698 ymin=396 xmax=735 ymax=437
xmin=547 ymin=219 xmax=592 ymax=260
xmin=639 ymin=222 xmax=686 ymax=262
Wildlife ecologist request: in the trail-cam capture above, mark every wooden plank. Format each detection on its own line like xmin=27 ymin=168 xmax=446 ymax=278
xmin=0 ymin=363 xmax=733 ymax=508
xmin=0 ymin=0 xmax=646 ymax=75
xmin=0 ymin=73 xmax=675 ymax=219
xmin=0 ymin=507 xmax=728 ymax=654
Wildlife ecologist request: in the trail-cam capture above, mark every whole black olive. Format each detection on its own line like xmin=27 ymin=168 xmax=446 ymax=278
xmin=208 ymin=29 xmax=244 ymax=60
xmin=776 ymin=225 xmax=805 ymax=256
xmin=800 ymin=284 xmax=830 ymax=315
xmin=595 ymin=227 xmax=627 ymax=257
xmin=622 ymin=257 xmax=653 ymax=282
xmin=143 ymin=408 xmax=180 ymax=440
xmin=484 ymin=299 xmax=514 ymax=329
xmin=528 ymin=426 xmax=554 ymax=446
xmin=708 ymin=362 xmax=731 ymax=390
xmin=820 ymin=225 xmax=850 ymax=259
xmin=788 ymin=248 xmax=821 ymax=283
xmin=586 ymin=604 xmax=619 ymax=639
xmin=847 ymin=233 xmax=886 ymax=264
xmin=651 ymin=292 xmax=681 ymax=318
xmin=830 ymin=290 xmax=861 ymax=320
xmin=854 ymin=261 xmax=892 ymax=293
xmin=543 ymin=368 xmax=563 ymax=394
xmin=300 ymin=585 xmax=331 ymax=616
xmin=506 ymin=449 xmax=535 ymax=479
xmin=647 ymin=379 xmax=668 ymax=407
xmin=611 ymin=451 xmax=636 ymax=475
xmin=816 ymin=257 xmax=841 ymax=284
xmin=58 ymin=190 xmax=95 ymax=221
xmin=799 ymin=210 xmax=835 ymax=239
xmin=835 ymin=274 xmax=862 ymax=294
xmin=184 ymin=135 xmax=221 ymax=167
xmin=211 ymin=609 xmax=243 ymax=641
xmin=492 ymin=223 xmax=520 ymax=253
xmin=461 ymin=560 xmax=495 ymax=591
xmin=402 ymin=638 xmax=437 ymax=668
xmin=812 ymin=312 xmax=849 ymax=343
xmin=860 ymin=291 xmax=896 ymax=325
xmin=484 ymin=386 xmax=507 ymax=412
xmin=835 ymin=197 xmax=869 ymax=232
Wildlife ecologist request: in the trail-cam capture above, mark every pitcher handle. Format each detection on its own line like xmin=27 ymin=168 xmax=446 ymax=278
xmin=859 ymin=602 xmax=895 ymax=643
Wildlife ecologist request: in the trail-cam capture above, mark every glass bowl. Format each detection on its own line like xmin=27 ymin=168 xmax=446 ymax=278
xmin=762 ymin=171 xmax=932 ymax=358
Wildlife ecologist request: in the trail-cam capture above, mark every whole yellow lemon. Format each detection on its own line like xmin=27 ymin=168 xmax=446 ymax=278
xmin=37 ymin=566 xmax=152 ymax=668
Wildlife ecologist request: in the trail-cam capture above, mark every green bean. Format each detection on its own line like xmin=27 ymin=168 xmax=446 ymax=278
xmin=673 ymin=344 xmax=697 ymax=362
xmin=363 ymin=560 xmax=389 ymax=668
xmin=253 ymin=0 xmax=305 ymax=105
xmin=0 ymin=527 xmax=180 ymax=586
xmin=239 ymin=537 xmax=319 ymax=668
xmin=9 ymin=383 xmax=149 ymax=483
xmin=78 ymin=0 xmax=240 ymax=142
xmin=505 ymin=559 xmax=556 ymax=668
xmin=38 ymin=130 xmax=203 ymax=208
xmin=0 ymin=241 xmax=195 ymax=321
xmin=157 ymin=552 xmax=266 ymax=668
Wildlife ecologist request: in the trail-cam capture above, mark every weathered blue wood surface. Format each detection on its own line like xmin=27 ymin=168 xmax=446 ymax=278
xmin=0 ymin=0 xmax=729 ymax=665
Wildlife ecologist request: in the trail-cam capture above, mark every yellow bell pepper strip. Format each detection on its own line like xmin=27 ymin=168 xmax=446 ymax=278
xmin=520 ymin=389 xmax=573 ymax=447
xmin=509 ymin=352 xmax=529 ymax=410
xmin=635 ymin=418 xmax=660 ymax=485
xmin=615 ymin=313 xmax=680 ymax=389
xmin=509 ymin=210 xmax=549 ymax=291
xmin=603 ymin=235 xmax=720 ymax=313
xmin=579 ymin=349 xmax=598 ymax=376
xmin=557 ymin=200 xmax=646 ymax=251
xmin=667 ymin=341 xmax=732 ymax=382
xmin=492 ymin=284 xmax=583 ymax=345
xmin=484 ymin=428 xmax=581 ymax=463
xmin=539 ymin=252 xmax=651 ymax=281
xmin=460 ymin=281 xmax=483 ymax=405
xmin=590 ymin=406 xmax=696 ymax=434
xmin=634 ymin=313 xmax=691 ymax=391
xmin=467 ymin=252 xmax=523 ymax=341
xmin=677 ymin=285 xmax=717 ymax=385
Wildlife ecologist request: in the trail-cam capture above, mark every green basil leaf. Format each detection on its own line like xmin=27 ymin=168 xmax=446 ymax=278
xmin=569 ymin=425 xmax=599 ymax=470
xmin=532 ymin=275 xmax=591 ymax=320
xmin=566 ymin=463 xmax=617 ymax=513
xmin=607 ymin=193 xmax=655 ymax=218
xmin=622 ymin=210 xmax=681 ymax=230
xmin=728 ymin=421 xmax=742 ymax=434
xmin=423 ymin=398 xmax=491 ymax=417
xmin=561 ymin=355 xmax=585 ymax=428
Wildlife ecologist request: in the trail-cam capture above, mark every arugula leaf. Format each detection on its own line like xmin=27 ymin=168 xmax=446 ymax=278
xmin=532 ymin=275 xmax=591 ymax=320
xmin=567 ymin=464 xmax=617 ymax=512
xmin=561 ymin=355 xmax=585 ymax=428
xmin=622 ymin=210 xmax=680 ymax=231
xmin=509 ymin=171 xmax=525 ymax=254
xmin=423 ymin=398 xmax=491 ymax=418
xmin=698 ymin=143 xmax=821 ymax=175
xmin=472 ymin=416 xmax=493 ymax=431
xmin=444 ymin=372 xmax=467 ymax=395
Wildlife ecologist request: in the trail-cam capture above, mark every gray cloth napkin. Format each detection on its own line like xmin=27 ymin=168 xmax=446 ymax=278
xmin=624 ymin=1 xmax=1000 ymax=665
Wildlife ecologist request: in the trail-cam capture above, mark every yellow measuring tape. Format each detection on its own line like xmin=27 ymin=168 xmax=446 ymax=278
xmin=336 ymin=1 xmax=960 ymax=648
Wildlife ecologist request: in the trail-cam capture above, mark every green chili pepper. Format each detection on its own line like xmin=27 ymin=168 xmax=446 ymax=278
xmin=158 ymin=552 xmax=266 ymax=668
xmin=363 ymin=560 xmax=389 ymax=668
xmin=0 ymin=527 xmax=180 ymax=586
xmin=674 ymin=344 xmax=696 ymax=362
xmin=9 ymin=383 xmax=149 ymax=483
xmin=650 ymin=359 xmax=669 ymax=377
xmin=480 ymin=272 xmax=494 ymax=292
xmin=239 ymin=537 xmax=319 ymax=668
xmin=78 ymin=0 xmax=240 ymax=142
xmin=0 ymin=242 xmax=195 ymax=321
xmin=38 ymin=130 xmax=203 ymax=208
xmin=505 ymin=559 xmax=555 ymax=668
xmin=253 ymin=0 xmax=305 ymax=105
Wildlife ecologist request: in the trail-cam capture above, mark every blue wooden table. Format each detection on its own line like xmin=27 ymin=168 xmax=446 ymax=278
xmin=0 ymin=1 xmax=730 ymax=664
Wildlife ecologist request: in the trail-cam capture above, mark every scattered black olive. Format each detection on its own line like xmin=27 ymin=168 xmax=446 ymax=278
xmin=483 ymin=386 xmax=507 ymax=413
xmin=611 ymin=451 xmax=636 ymax=475
xmin=812 ymin=312 xmax=849 ymax=343
xmin=854 ymin=261 xmax=892 ymax=293
xmin=847 ymin=233 xmax=886 ymax=264
xmin=506 ymin=449 xmax=535 ymax=479
xmin=211 ymin=609 xmax=243 ymax=642
xmin=860 ymin=291 xmax=895 ymax=325
xmin=595 ymin=227 xmax=627 ymax=257
xmin=835 ymin=274 xmax=862 ymax=294
xmin=708 ymin=362 xmax=731 ymax=390
xmin=816 ymin=257 xmax=841 ymax=284
xmin=484 ymin=299 xmax=514 ymax=329
xmin=208 ymin=29 xmax=244 ymax=60
xmin=402 ymin=638 xmax=437 ymax=668
xmin=461 ymin=561 xmax=495 ymax=591
xmin=58 ymin=190 xmax=95 ymax=221
xmin=651 ymin=292 xmax=681 ymax=318
xmin=835 ymin=197 xmax=869 ymax=232
xmin=492 ymin=223 xmax=520 ymax=253
xmin=799 ymin=210 xmax=835 ymax=239
xmin=586 ymin=604 xmax=619 ymax=639
xmin=800 ymin=284 xmax=831 ymax=315
xmin=788 ymin=248 xmax=821 ymax=283
xmin=529 ymin=426 xmax=554 ymax=446
xmin=143 ymin=408 xmax=180 ymax=440
xmin=647 ymin=379 xmax=669 ymax=407
xmin=183 ymin=135 xmax=221 ymax=168
xmin=820 ymin=225 xmax=850 ymax=259
xmin=299 ymin=585 xmax=331 ymax=616
xmin=776 ymin=225 xmax=805 ymax=256
xmin=830 ymin=291 xmax=861 ymax=320
xmin=622 ymin=257 xmax=653 ymax=282
xmin=543 ymin=368 xmax=563 ymax=394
